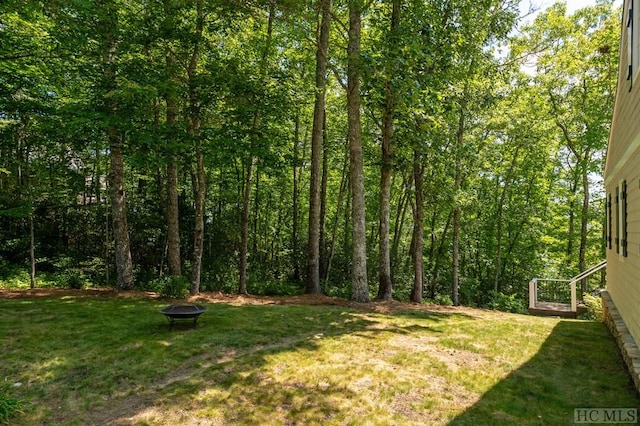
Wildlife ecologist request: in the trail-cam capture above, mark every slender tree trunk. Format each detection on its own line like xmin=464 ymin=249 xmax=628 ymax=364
xmin=347 ymin=0 xmax=369 ymax=303
xmin=343 ymin=176 xmax=352 ymax=268
xmin=377 ymin=0 xmax=400 ymax=301
xmin=431 ymin=211 xmax=452 ymax=299
xmin=579 ymin=154 xmax=590 ymax=293
xmin=493 ymin=145 xmax=521 ymax=293
xmin=109 ymin=134 xmax=134 ymax=290
xmin=19 ymin=117 xmax=36 ymax=289
xmin=319 ymin=112 xmax=329 ymax=280
xmin=239 ymin=156 xmax=255 ymax=294
xmin=391 ymin=172 xmax=411 ymax=266
xmin=164 ymin=0 xmax=181 ymax=277
xmin=190 ymin=123 xmax=205 ymax=292
xmin=451 ymin=86 xmax=470 ymax=306
xmin=253 ymin=167 xmax=260 ymax=255
xmin=410 ymin=150 xmax=424 ymax=303
xmin=452 ymin=204 xmax=460 ymax=305
xmin=239 ymin=2 xmax=274 ymax=294
xmin=101 ymin=0 xmax=133 ymax=290
xmin=189 ymin=2 xmax=205 ymax=295
xmin=567 ymin=173 xmax=578 ymax=257
xmin=550 ymin=91 xmax=592 ymax=282
xmin=307 ymin=0 xmax=332 ymax=294
xmin=28 ymin=205 xmax=35 ymax=289
xmin=326 ymin=147 xmax=349 ymax=282
xmin=166 ymin=157 xmax=181 ymax=276
xmin=292 ymin=115 xmax=301 ymax=282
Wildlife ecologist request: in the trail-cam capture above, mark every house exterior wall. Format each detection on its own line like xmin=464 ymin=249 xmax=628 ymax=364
xmin=604 ymin=0 xmax=640 ymax=353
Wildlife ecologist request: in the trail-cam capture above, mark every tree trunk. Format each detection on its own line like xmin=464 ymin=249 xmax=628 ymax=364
xmin=410 ymin=150 xmax=424 ymax=303
xmin=166 ymin=157 xmax=181 ymax=276
xmin=164 ymin=0 xmax=181 ymax=277
xmin=326 ymin=147 xmax=349 ymax=282
xmin=377 ymin=0 xmax=400 ymax=301
xmin=253 ymin=167 xmax=260 ymax=255
xmin=579 ymin=152 xmax=590 ymax=293
xmin=101 ymin=1 xmax=133 ymax=290
xmin=567 ymin=175 xmax=578 ymax=257
xmin=319 ymin=112 xmax=329 ymax=280
xmin=347 ymin=0 xmax=369 ymax=303
xmin=189 ymin=3 xmax=205 ymax=295
xmin=292 ymin=115 xmax=301 ymax=282
xmin=20 ymin=117 xmax=36 ymax=289
xmin=430 ymin=211 xmax=452 ymax=299
xmin=391 ymin=171 xmax=411 ymax=266
xmin=451 ymin=84 xmax=470 ymax=306
xmin=493 ymin=144 xmax=521 ymax=293
xmin=109 ymin=134 xmax=134 ymax=290
xmin=239 ymin=2 xmax=274 ymax=294
xmin=306 ymin=0 xmax=332 ymax=294
xmin=239 ymin=156 xmax=255 ymax=294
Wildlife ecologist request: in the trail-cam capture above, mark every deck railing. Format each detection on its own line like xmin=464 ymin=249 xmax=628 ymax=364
xmin=529 ymin=260 xmax=607 ymax=312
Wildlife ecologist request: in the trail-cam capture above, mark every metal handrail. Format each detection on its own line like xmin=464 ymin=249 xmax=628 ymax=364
xmin=568 ymin=260 xmax=607 ymax=285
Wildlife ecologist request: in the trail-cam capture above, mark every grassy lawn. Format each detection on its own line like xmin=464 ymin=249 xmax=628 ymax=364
xmin=0 ymin=291 xmax=638 ymax=425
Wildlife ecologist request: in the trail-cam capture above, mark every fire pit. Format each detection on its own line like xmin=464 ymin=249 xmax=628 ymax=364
xmin=160 ymin=303 xmax=207 ymax=330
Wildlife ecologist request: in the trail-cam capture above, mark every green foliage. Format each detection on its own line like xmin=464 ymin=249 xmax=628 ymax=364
xmin=53 ymin=270 xmax=86 ymax=289
xmin=148 ymin=275 xmax=189 ymax=299
xmin=0 ymin=260 xmax=28 ymax=289
xmin=0 ymin=383 xmax=23 ymax=424
xmin=49 ymin=257 xmax=87 ymax=289
xmin=579 ymin=294 xmax=603 ymax=321
xmin=0 ymin=0 xmax=619 ymax=307
xmin=487 ymin=291 xmax=527 ymax=314
xmin=322 ymin=282 xmax=351 ymax=300
xmin=433 ymin=293 xmax=453 ymax=306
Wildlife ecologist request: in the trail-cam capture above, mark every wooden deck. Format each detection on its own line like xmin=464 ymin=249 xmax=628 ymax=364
xmin=529 ymin=302 xmax=587 ymax=318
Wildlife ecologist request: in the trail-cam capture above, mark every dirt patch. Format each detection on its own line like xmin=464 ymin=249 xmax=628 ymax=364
xmin=387 ymin=334 xmax=487 ymax=372
xmin=0 ymin=288 xmax=158 ymax=300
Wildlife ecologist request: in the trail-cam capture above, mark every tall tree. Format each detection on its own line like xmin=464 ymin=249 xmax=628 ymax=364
xmin=189 ymin=0 xmax=205 ymax=295
xmin=410 ymin=150 xmax=424 ymax=303
xmin=99 ymin=0 xmax=134 ymax=290
xmin=347 ymin=0 xmax=369 ymax=303
xmin=239 ymin=2 xmax=275 ymax=294
xmin=163 ymin=0 xmax=182 ymax=277
xmin=306 ymin=0 xmax=332 ymax=295
xmin=377 ymin=0 xmax=401 ymax=301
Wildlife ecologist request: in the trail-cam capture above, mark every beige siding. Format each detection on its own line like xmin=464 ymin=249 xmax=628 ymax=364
xmin=605 ymin=0 xmax=640 ymax=349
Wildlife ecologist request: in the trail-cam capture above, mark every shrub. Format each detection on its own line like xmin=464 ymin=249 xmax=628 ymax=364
xmin=579 ymin=293 xmax=603 ymax=321
xmin=434 ymin=294 xmax=453 ymax=306
xmin=53 ymin=269 xmax=86 ymax=289
xmin=149 ymin=275 xmax=189 ymax=299
xmin=488 ymin=291 xmax=526 ymax=314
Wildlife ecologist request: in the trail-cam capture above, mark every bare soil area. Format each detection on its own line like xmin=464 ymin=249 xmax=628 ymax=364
xmin=0 ymin=287 xmax=483 ymax=316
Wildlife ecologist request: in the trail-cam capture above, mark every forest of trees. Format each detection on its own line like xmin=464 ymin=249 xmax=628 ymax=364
xmin=0 ymin=0 xmax=620 ymax=307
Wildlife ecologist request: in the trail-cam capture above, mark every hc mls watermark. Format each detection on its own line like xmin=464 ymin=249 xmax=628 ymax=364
xmin=574 ymin=408 xmax=638 ymax=423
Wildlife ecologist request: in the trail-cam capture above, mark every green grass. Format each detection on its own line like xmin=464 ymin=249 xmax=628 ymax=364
xmin=0 ymin=293 xmax=638 ymax=425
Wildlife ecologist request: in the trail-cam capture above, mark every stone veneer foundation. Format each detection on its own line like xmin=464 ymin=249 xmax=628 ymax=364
xmin=601 ymin=290 xmax=640 ymax=393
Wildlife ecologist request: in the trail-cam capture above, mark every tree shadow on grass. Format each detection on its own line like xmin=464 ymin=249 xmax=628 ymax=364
xmin=0 ymin=295 xmax=477 ymax=424
xmin=448 ymin=320 xmax=640 ymax=426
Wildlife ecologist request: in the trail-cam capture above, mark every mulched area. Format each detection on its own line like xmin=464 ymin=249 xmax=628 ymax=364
xmin=0 ymin=287 xmax=479 ymax=316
